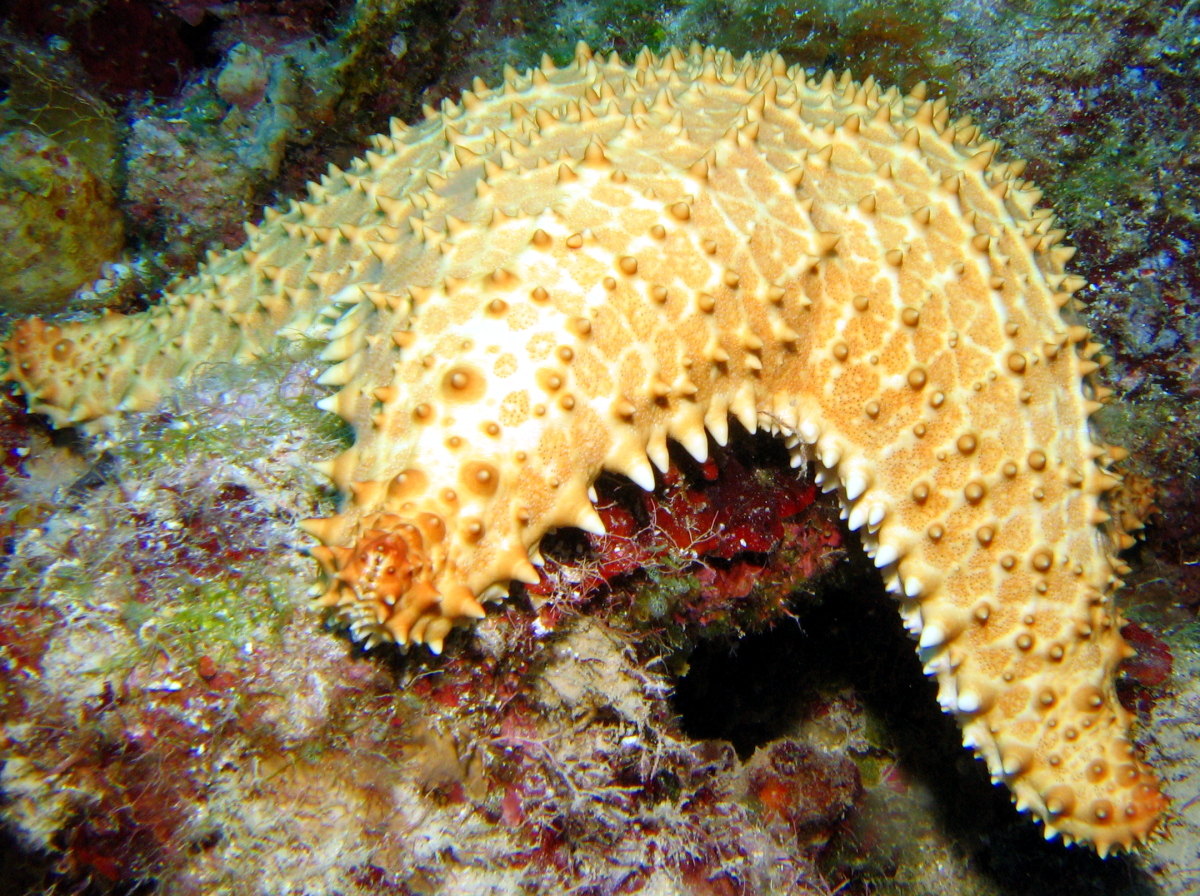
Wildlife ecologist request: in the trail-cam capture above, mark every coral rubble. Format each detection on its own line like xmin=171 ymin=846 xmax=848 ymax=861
xmin=0 ymin=380 xmax=854 ymax=892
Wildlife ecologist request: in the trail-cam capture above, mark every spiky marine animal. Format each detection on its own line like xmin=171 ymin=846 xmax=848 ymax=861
xmin=1 ymin=43 xmax=1166 ymax=853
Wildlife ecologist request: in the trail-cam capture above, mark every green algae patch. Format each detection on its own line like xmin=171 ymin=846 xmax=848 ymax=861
xmin=123 ymin=577 xmax=294 ymax=666
xmin=518 ymin=0 xmax=682 ymax=67
xmin=674 ymin=0 xmax=957 ymax=96
xmin=108 ymin=342 xmax=352 ymax=489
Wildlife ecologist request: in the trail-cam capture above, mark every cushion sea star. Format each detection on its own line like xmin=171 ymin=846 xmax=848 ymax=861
xmin=1 ymin=42 xmax=1166 ymax=853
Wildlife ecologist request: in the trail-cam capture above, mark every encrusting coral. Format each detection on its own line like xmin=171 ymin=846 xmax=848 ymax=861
xmin=0 ymin=42 xmax=1166 ymax=854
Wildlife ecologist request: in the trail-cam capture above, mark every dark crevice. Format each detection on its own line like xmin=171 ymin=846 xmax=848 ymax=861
xmin=672 ymin=547 xmax=1156 ymax=894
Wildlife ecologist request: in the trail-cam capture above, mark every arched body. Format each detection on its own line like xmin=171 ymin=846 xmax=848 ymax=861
xmin=2 ymin=44 xmax=1165 ymax=852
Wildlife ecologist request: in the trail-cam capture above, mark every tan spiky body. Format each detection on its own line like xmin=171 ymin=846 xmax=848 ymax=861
xmin=2 ymin=44 xmax=1165 ymax=852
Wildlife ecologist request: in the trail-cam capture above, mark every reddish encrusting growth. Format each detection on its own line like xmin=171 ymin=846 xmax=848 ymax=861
xmin=1117 ymin=622 xmax=1173 ymax=716
xmin=526 ymin=442 xmax=842 ymax=636
xmin=748 ymin=739 xmax=862 ymax=847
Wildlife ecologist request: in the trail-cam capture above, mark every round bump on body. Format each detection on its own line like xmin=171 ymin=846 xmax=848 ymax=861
xmin=443 ymin=365 xmax=486 ymax=402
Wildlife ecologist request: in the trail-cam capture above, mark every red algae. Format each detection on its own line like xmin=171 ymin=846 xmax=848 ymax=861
xmin=527 ymin=440 xmax=842 ymax=642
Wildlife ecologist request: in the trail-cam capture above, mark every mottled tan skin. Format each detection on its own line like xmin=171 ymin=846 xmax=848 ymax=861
xmin=2 ymin=44 xmax=1165 ymax=852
